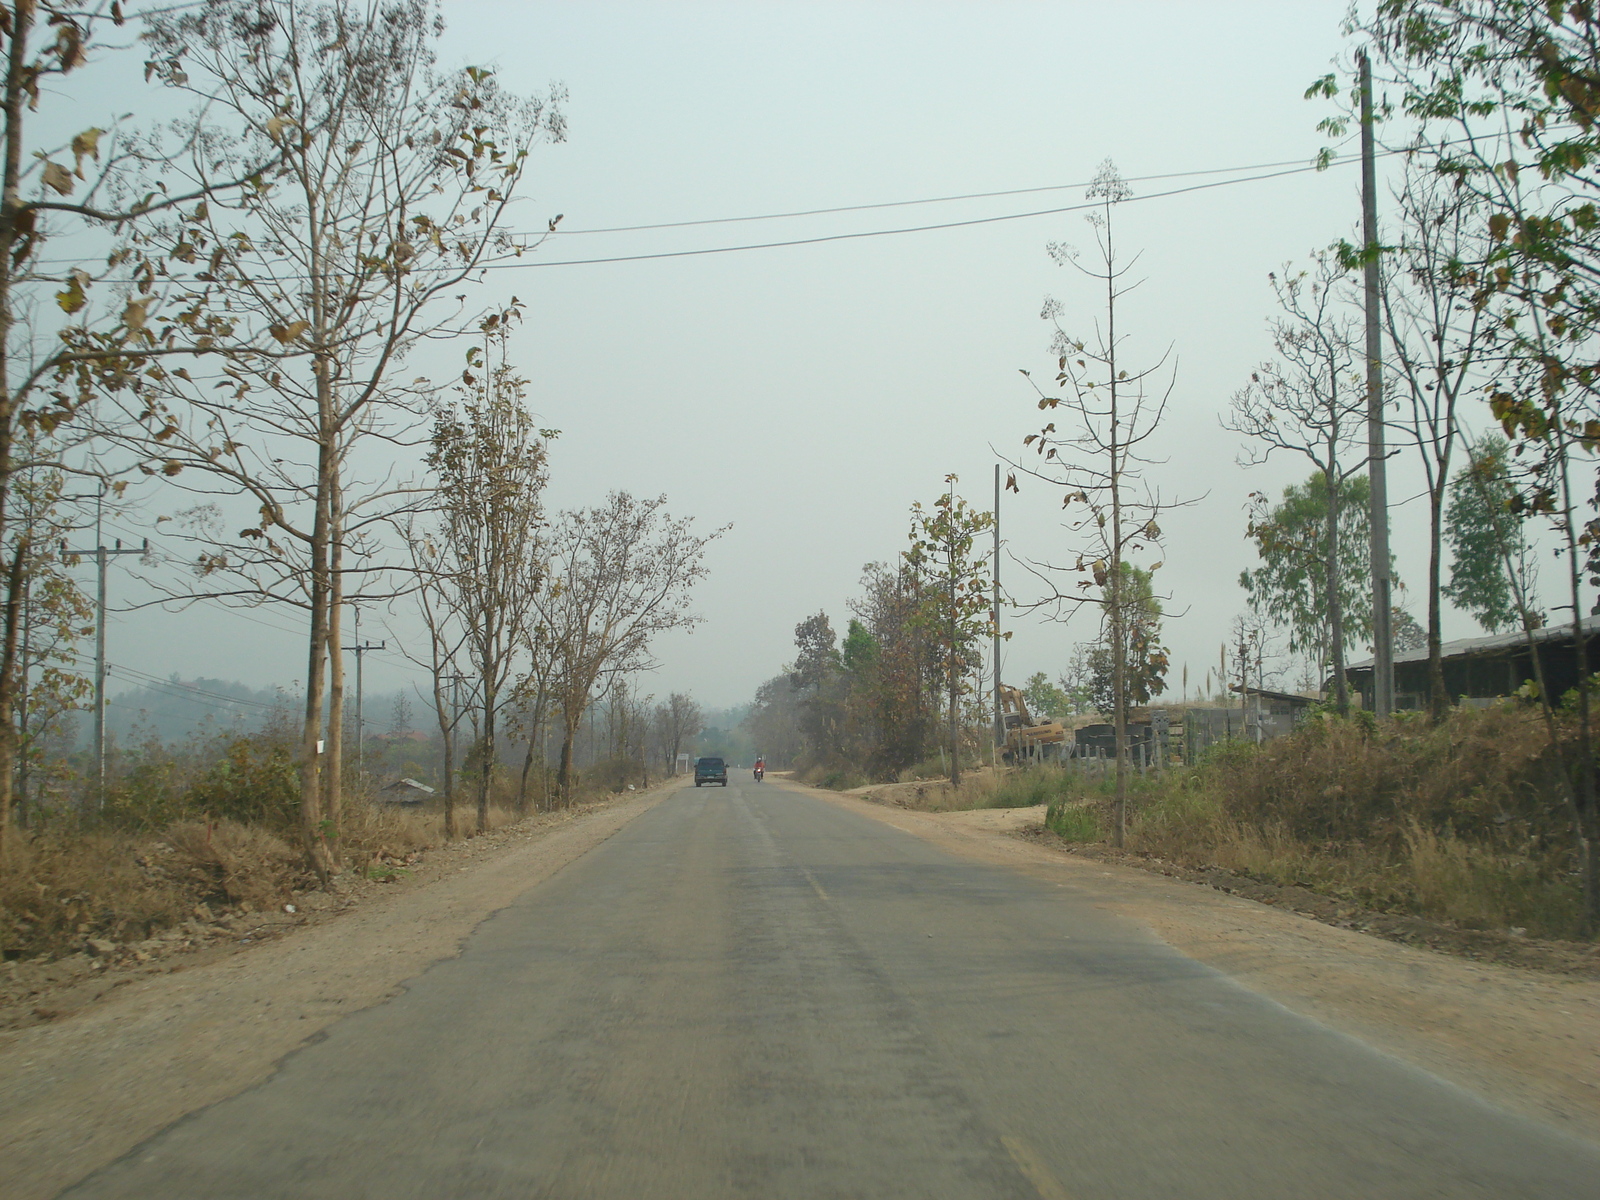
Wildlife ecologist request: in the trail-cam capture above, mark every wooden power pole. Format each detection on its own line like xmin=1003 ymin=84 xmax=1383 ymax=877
xmin=1359 ymin=49 xmax=1395 ymax=716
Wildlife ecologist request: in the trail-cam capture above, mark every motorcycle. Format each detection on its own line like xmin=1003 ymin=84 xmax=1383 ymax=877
xmin=753 ymin=765 xmax=765 ymax=782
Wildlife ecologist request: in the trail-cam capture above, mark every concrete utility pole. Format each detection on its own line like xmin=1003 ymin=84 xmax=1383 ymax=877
xmin=65 ymin=490 xmax=146 ymax=810
xmin=992 ymin=463 xmax=1002 ymax=755
xmin=1359 ymin=49 xmax=1395 ymax=716
xmin=344 ymin=607 xmax=385 ymax=781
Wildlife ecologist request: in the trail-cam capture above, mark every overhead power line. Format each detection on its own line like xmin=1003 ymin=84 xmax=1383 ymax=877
xmin=109 ymin=664 xmax=283 ymax=710
xmin=546 ymin=153 xmax=1360 ymax=236
xmin=498 ymin=156 xmax=1371 ymax=270
xmin=34 ymin=148 xmax=1377 ymax=274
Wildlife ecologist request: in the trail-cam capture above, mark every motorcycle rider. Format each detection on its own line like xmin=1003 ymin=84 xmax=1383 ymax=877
xmin=753 ymin=756 xmax=765 ymax=781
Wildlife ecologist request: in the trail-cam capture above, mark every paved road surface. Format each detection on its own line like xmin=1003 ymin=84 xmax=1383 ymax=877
xmin=60 ymin=779 xmax=1600 ymax=1199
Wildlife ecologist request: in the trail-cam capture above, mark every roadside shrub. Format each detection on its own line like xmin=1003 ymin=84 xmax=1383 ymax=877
xmin=1121 ymin=706 xmax=1586 ymax=938
xmin=1045 ymin=800 xmax=1101 ymax=842
xmin=987 ymin=767 xmax=1076 ymax=810
xmin=184 ymin=735 xmax=300 ymax=829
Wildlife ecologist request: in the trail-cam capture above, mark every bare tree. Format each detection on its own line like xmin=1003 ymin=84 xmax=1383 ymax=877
xmin=509 ymin=623 xmax=560 ymax=813
xmin=1382 ymin=165 xmax=1493 ymax=717
xmin=0 ymin=2 xmax=290 ymax=861
xmin=537 ymin=493 xmax=721 ymax=802
xmin=1225 ymin=250 xmax=1364 ymax=711
xmin=123 ymin=0 xmax=563 ymax=877
xmin=1016 ymin=159 xmax=1185 ymax=847
xmin=424 ymin=311 xmax=549 ymax=833
xmin=399 ymin=518 xmax=470 ymax=837
xmin=653 ymin=692 xmax=702 ymax=775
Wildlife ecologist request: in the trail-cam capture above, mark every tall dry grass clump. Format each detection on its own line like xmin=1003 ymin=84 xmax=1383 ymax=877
xmin=1127 ymin=705 xmax=1587 ymax=938
xmin=0 ymin=830 xmax=191 ymax=957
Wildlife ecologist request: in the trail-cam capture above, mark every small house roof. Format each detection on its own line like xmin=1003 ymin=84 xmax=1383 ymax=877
xmin=379 ymin=777 xmax=437 ymax=795
xmin=1231 ymin=685 xmax=1320 ymax=706
xmin=1346 ymin=615 xmax=1600 ymax=672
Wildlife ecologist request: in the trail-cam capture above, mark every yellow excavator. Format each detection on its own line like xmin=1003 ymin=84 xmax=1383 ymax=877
xmin=997 ymin=684 xmax=1068 ymax=762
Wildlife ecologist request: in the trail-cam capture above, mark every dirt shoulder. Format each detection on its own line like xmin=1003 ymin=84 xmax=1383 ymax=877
xmin=0 ymin=782 xmax=678 ymax=1200
xmin=797 ymin=781 xmax=1600 ymax=1145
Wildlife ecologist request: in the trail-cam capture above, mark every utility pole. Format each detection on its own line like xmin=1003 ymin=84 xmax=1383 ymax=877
xmin=1359 ymin=49 xmax=1395 ymax=716
xmin=343 ymin=607 xmax=385 ymax=783
xmin=65 ymin=488 xmax=146 ymax=810
xmin=946 ymin=474 xmax=959 ymax=787
xmin=992 ymin=463 xmax=1003 ymax=757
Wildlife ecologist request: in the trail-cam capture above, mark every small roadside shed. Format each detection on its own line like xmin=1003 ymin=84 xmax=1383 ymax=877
xmin=377 ymin=777 xmax=438 ymax=806
xmin=1344 ymin=616 xmax=1600 ymax=710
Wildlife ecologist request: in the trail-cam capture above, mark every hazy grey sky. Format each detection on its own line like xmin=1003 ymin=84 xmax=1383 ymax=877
xmin=83 ymin=1 xmax=1501 ymax=714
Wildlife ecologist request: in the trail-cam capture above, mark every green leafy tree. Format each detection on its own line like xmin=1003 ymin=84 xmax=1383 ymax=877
xmin=849 ymin=560 xmax=935 ymax=773
xmin=905 ymin=479 xmax=997 ymax=787
xmin=1241 ymin=472 xmax=1396 ymax=686
xmin=841 ymin=619 xmax=879 ymax=673
xmin=790 ymin=612 xmax=846 ymax=762
xmin=1352 ymin=0 xmax=1600 ymax=922
xmin=1445 ymin=433 xmax=1541 ymax=634
xmin=1084 ymin=564 xmax=1168 ymax=716
xmin=791 ymin=612 xmax=840 ymax=693
xmin=1391 ymin=607 xmax=1427 ymax=654
xmin=1224 ymin=252 xmax=1363 ymax=711
xmin=1021 ymin=672 xmax=1072 ymax=722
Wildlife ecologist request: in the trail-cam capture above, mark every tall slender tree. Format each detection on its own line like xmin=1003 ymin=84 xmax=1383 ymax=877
xmin=123 ymin=0 xmax=562 ymax=876
xmin=1016 ymin=159 xmax=1184 ymax=846
xmin=425 ymin=310 xmax=549 ymax=834
xmin=537 ymin=493 xmax=720 ymax=802
xmin=904 ymin=479 xmax=996 ymax=787
xmin=0 ymin=2 xmax=278 ymax=862
xmin=1382 ymin=164 xmax=1494 ymax=717
xmin=1225 ymin=251 xmax=1364 ymax=710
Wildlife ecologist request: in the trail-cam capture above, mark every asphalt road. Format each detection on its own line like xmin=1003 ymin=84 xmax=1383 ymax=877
xmin=60 ymin=779 xmax=1600 ymax=1199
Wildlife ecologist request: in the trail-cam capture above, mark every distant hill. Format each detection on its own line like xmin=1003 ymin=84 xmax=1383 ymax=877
xmin=103 ymin=678 xmax=425 ymax=747
xmin=106 ymin=676 xmax=299 ymax=745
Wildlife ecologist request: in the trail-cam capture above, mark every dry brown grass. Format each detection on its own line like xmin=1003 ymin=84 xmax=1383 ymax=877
xmin=0 ymin=797 xmax=545 ymax=961
xmin=1122 ymin=706 xmax=1588 ymax=938
xmin=1 ymin=829 xmax=191 ymax=957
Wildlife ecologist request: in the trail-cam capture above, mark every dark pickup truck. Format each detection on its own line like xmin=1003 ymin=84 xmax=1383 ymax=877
xmin=694 ymin=756 xmax=728 ymax=787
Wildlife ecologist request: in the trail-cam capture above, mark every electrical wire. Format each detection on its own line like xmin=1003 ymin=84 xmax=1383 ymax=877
xmin=443 ymin=157 xmax=1369 ymax=270
xmin=32 ymin=147 xmax=1376 ymax=273
xmin=545 ymin=153 xmax=1361 ymax=236
xmin=109 ymin=664 xmax=282 ymax=710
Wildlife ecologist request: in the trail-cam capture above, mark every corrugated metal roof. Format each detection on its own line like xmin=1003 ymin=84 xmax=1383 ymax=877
xmin=1346 ymin=615 xmax=1600 ymax=671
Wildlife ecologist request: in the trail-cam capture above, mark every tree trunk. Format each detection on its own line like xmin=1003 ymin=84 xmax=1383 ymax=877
xmin=1551 ymin=412 xmax=1598 ymax=929
xmin=298 ymin=432 xmax=334 ymax=883
xmin=558 ymin=714 xmax=579 ymax=806
xmin=322 ymin=490 xmax=345 ymax=867
xmin=0 ymin=544 xmax=25 ymax=870
xmin=1326 ymin=467 xmax=1349 ymax=713
xmin=1426 ymin=483 xmax=1447 ymax=720
xmin=948 ymin=559 xmax=960 ymax=787
xmin=0 ymin=4 xmax=31 ymax=872
xmin=516 ymin=717 xmax=539 ymax=814
xmin=435 ymin=678 xmax=457 ymax=840
xmin=477 ymin=682 xmax=495 ymax=833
